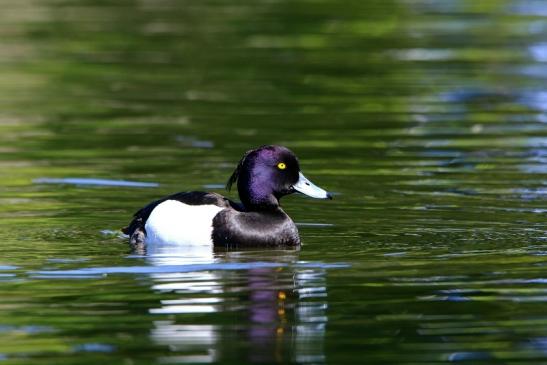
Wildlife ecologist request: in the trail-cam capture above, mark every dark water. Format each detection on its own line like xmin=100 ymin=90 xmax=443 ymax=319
xmin=1 ymin=0 xmax=547 ymax=363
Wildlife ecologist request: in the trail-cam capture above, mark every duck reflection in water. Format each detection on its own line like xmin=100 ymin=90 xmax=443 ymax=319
xmin=145 ymin=248 xmax=328 ymax=364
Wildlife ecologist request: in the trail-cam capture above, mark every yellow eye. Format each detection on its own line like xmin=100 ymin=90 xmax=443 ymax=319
xmin=277 ymin=162 xmax=286 ymax=170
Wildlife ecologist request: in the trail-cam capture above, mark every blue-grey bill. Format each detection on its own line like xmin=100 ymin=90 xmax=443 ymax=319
xmin=293 ymin=172 xmax=332 ymax=199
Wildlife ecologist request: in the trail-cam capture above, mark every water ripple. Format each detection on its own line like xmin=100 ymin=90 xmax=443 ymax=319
xmin=30 ymin=261 xmax=349 ymax=278
xmin=33 ymin=177 xmax=159 ymax=188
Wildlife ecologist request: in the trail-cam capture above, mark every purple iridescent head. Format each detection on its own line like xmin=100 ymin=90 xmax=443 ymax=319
xmin=227 ymin=145 xmax=331 ymax=210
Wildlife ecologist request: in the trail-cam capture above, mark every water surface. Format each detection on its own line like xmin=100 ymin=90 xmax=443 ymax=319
xmin=1 ymin=0 xmax=547 ymax=364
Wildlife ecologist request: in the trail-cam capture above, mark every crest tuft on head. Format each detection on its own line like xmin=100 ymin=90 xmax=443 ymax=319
xmin=226 ymin=149 xmax=253 ymax=191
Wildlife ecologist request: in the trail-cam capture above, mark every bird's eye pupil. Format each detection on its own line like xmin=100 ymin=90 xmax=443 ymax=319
xmin=277 ymin=162 xmax=286 ymax=170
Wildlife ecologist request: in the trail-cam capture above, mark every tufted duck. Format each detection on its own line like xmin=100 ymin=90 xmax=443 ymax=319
xmin=122 ymin=145 xmax=331 ymax=250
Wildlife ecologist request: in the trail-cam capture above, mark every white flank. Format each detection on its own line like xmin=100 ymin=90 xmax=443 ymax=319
xmin=145 ymin=200 xmax=224 ymax=246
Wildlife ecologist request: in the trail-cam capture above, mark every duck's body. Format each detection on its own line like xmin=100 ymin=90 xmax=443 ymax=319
xmin=123 ymin=145 xmax=331 ymax=251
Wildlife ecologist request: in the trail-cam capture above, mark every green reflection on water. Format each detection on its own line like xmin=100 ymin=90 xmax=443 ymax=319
xmin=1 ymin=0 xmax=547 ymax=363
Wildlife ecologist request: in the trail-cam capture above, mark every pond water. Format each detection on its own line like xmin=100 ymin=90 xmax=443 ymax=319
xmin=1 ymin=0 xmax=547 ymax=363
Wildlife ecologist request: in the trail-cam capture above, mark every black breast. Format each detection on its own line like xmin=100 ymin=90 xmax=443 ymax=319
xmin=211 ymin=208 xmax=300 ymax=247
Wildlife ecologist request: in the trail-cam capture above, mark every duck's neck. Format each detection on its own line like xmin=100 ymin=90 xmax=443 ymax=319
xmin=238 ymin=183 xmax=280 ymax=211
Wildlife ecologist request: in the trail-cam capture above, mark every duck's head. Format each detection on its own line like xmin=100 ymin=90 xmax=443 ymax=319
xmin=227 ymin=145 xmax=332 ymax=210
